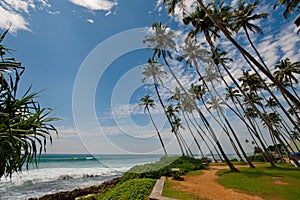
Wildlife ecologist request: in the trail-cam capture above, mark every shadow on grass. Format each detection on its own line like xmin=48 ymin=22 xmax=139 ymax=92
xmin=216 ymin=163 xmax=300 ymax=200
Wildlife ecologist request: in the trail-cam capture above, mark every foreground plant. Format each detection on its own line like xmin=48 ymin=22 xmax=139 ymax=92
xmin=0 ymin=28 xmax=58 ymax=178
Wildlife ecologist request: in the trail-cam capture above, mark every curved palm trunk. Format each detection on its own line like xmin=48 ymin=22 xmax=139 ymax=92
xmin=191 ymin=112 xmax=223 ymax=162
xmin=146 ymin=106 xmax=168 ymax=156
xmin=219 ymin=109 xmax=255 ymax=168
xmin=202 ymin=27 xmax=278 ymax=167
xmin=183 ymin=111 xmax=205 ymax=158
xmin=153 ymin=76 xmax=185 ymax=155
xmin=243 ymin=55 xmax=300 ymax=133
xmin=243 ymin=25 xmax=269 ymax=72
xmin=208 ymin=78 xmax=255 ymax=167
xmin=178 ymin=131 xmax=194 ymax=157
xmin=290 ymin=80 xmax=300 ymax=100
xmin=162 ymin=55 xmax=239 ymax=172
xmin=196 ymin=0 xmax=300 ymax=110
xmin=187 ymin=112 xmax=218 ymax=162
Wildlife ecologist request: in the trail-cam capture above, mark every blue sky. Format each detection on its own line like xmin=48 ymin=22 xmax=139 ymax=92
xmin=1 ymin=0 xmax=174 ymax=154
xmin=1 ymin=0 xmax=299 ymax=155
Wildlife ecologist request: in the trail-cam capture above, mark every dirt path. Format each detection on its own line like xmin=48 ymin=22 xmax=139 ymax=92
xmin=168 ymin=166 xmax=263 ymax=200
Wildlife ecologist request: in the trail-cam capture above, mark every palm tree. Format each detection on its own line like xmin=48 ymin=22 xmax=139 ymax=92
xmin=207 ymin=95 xmax=256 ymax=168
xmin=171 ymin=116 xmax=194 ymax=156
xmin=142 ymin=58 xmax=185 ymax=155
xmin=273 ymin=58 xmax=300 ymax=100
xmin=232 ymin=0 xmax=269 ymax=70
xmin=169 ymin=89 xmax=205 ymax=158
xmin=177 ymin=37 xmax=211 ymax=68
xmin=139 ymin=94 xmax=167 ymax=156
xmin=274 ymin=0 xmax=300 ymax=18
xmin=144 ymin=20 xmax=239 ymax=172
xmin=193 ymin=0 xmax=300 ymax=109
xmin=143 ymin=22 xmax=177 ymax=60
xmin=164 ymin=0 xmax=300 ymax=109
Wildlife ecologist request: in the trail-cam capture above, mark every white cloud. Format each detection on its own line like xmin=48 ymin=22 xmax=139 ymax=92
xmin=0 ymin=6 xmax=29 ymax=32
xmin=0 ymin=0 xmax=51 ymax=32
xmin=86 ymin=18 xmax=94 ymax=23
xmin=69 ymin=0 xmax=117 ymax=11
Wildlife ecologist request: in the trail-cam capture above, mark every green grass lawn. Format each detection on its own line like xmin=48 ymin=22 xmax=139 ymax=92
xmin=217 ymin=163 xmax=300 ymax=200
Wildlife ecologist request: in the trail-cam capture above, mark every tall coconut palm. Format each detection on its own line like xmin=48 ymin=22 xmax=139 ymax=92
xmin=193 ymin=0 xmax=300 ymax=109
xmin=139 ymin=94 xmax=168 ymax=156
xmin=232 ymin=0 xmax=269 ymax=70
xmin=163 ymin=0 xmax=300 ymax=108
xmin=144 ymin=21 xmax=239 ymax=172
xmin=207 ymin=95 xmax=255 ymax=168
xmin=171 ymin=116 xmax=194 ymax=156
xmin=142 ymin=58 xmax=185 ymax=155
xmin=170 ymin=88 xmax=205 ymax=158
xmin=273 ymin=58 xmax=300 ymax=100
xmin=274 ymin=0 xmax=300 ymax=18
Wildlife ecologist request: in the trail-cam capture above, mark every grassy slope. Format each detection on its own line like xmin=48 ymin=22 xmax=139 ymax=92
xmin=81 ymin=178 xmax=156 ymax=200
xmin=81 ymin=156 xmax=205 ymax=200
xmin=217 ymin=163 xmax=300 ymax=200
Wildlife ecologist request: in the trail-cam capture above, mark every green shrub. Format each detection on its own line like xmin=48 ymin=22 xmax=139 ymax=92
xmin=248 ymin=153 xmax=277 ymax=162
xmin=121 ymin=156 xmax=205 ymax=182
xmin=248 ymin=154 xmax=266 ymax=162
xmin=230 ymin=158 xmax=239 ymax=162
xmin=83 ymin=178 xmax=156 ymax=200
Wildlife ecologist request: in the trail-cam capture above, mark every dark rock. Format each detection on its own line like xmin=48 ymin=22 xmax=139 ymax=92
xmin=28 ymin=177 xmax=121 ymax=200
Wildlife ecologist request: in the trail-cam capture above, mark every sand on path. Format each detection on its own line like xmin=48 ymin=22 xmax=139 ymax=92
xmin=168 ymin=166 xmax=263 ymax=200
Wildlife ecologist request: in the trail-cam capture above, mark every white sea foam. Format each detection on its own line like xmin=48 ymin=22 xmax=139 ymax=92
xmin=0 ymin=166 xmax=129 ymax=187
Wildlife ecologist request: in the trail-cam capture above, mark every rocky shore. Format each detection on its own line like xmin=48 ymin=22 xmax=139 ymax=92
xmin=28 ymin=177 xmax=121 ymax=200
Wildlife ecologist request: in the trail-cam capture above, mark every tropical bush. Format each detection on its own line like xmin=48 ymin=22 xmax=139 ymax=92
xmin=82 ymin=178 xmax=156 ymax=200
xmin=248 ymin=153 xmax=277 ymax=163
xmin=0 ymin=29 xmax=58 ymax=178
xmin=121 ymin=156 xmax=205 ymax=182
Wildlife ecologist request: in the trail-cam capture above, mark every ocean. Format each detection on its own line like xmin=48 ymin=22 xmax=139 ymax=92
xmin=0 ymin=154 xmax=162 ymax=200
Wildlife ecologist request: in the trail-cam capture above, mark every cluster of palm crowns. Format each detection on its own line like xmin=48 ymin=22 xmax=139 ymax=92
xmin=138 ymin=0 xmax=300 ymax=172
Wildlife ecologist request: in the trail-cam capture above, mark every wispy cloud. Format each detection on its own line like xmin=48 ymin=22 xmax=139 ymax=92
xmin=0 ymin=0 xmax=51 ymax=32
xmin=0 ymin=0 xmax=117 ymax=32
xmin=69 ymin=0 xmax=117 ymax=11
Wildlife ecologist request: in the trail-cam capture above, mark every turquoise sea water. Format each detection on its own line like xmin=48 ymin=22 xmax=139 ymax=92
xmin=0 ymin=154 xmax=162 ymax=200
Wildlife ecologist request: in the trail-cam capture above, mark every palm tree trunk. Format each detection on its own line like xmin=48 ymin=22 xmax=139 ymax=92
xmin=219 ymin=109 xmax=255 ymax=168
xmin=192 ymin=112 xmax=223 ymax=161
xmin=243 ymin=25 xmax=269 ymax=72
xmin=187 ymin=112 xmax=218 ymax=162
xmin=196 ymin=0 xmax=300 ymax=110
xmin=183 ymin=111 xmax=205 ymax=158
xmin=162 ymin=55 xmax=239 ymax=172
xmin=146 ymin=106 xmax=168 ymax=156
xmin=203 ymin=27 xmax=276 ymax=167
xmin=153 ymin=76 xmax=185 ymax=155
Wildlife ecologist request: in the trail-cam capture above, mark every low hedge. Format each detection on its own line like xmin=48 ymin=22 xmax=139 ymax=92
xmin=248 ymin=153 xmax=275 ymax=162
xmin=121 ymin=156 xmax=205 ymax=182
xmin=83 ymin=178 xmax=156 ymax=200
